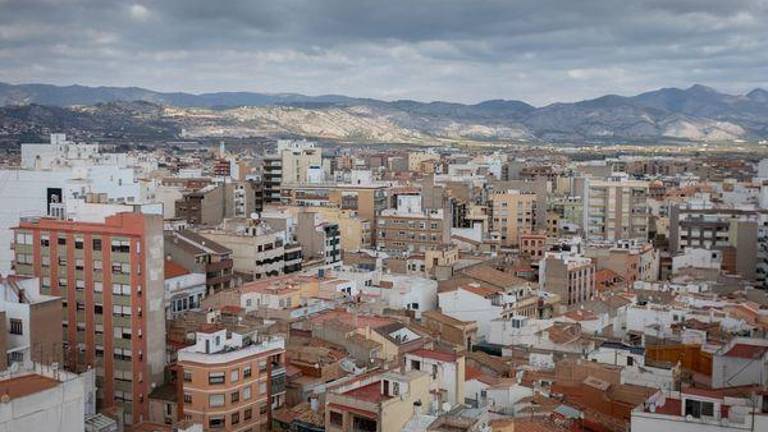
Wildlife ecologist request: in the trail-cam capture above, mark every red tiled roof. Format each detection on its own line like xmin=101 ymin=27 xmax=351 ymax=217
xmin=341 ymin=381 xmax=390 ymax=403
xmin=164 ymin=260 xmax=191 ymax=279
xmin=724 ymin=344 xmax=768 ymax=359
xmin=0 ymin=374 xmax=59 ymax=400
xmin=465 ymin=365 xmax=497 ymax=385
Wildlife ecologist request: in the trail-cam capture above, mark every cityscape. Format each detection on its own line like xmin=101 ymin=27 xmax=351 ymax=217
xmin=1 ymin=2 xmax=768 ymax=432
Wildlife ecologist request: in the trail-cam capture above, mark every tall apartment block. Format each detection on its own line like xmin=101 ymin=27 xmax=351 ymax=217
xmin=12 ymin=212 xmax=166 ymax=426
xmin=178 ymin=326 xmax=286 ymax=431
xmin=262 ymin=140 xmax=322 ymax=204
xmin=582 ymin=175 xmax=649 ymax=241
xmin=490 ymin=189 xmax=537 ymax=247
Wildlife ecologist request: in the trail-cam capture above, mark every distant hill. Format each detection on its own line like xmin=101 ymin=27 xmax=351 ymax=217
xmin=1 ymin=81 xmax=767 ymax=143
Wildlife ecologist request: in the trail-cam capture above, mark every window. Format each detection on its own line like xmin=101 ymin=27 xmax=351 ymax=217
xmin=243 ymin=366 xmax=252 ymax=378
xmin=330 ymin=411 xmax=343 ymax=427
xmin=243 ymin=408 xmax=252 ymax=421
xmin=9 ymin=319 xmax=22 ymax=335
xmin=627 ymin=356 xmax=634 ymax=367
xmin=93 ymin=238 xmax=102 ymax=251
xmin=242 ymin=386 xmax=251 ymax=400
xmin=259 ymin=382 xmax=267 ymax=394
xmin=58 ymin=256 xmax=67 ymax=266
xmin=392 ymin=381 xmax=400 ymax=396
xmin=259 ymin=403 xmax=268 ymax=415
xmin=209 ymin=372 xmax=225 ymax=385
xmin=75 ymin=238 xmax=84 ymax=250
xmin=411 ymin=360 xmax=421 ymax=370
xmin=183 ymin=370 xmax=192 ymax=382
xmin=685 ymin=399 xmax=715 ymax=419
xmin=208 ymin=416 xmax=225 ymax=429
xmin=111 ymin=240 xmax=130 ymax=253
xmin=231 ymin=412 xmax=239 ymax=425
xmin=209 ymin=394 xmax=225 ymax=408
xmin=58 ymin=237 xmax=66 ymax=246
xmin=184 ymin=393 xmax=192 ymax=403
xmin=230 ymin=369 xmax=239 ymax=382
xmin=230 ymin=391 xmax=239 ymax=403
xmin=353 ymin=416 xmax=377 ymax=432
xmin=75 ymin=259 xmax=84 ymax=271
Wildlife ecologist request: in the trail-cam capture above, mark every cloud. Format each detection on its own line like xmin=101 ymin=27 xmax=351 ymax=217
xmin=129 ymin=4 xmax=149 ymax=22
xmin=0 ymin=0 xmax=766 ymax=105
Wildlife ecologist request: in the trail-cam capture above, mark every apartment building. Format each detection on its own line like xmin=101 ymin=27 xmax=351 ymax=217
xmin=583 ymin=175 xmax=650 ymax=241
xmin=376 ymin=194 xmax=450 ymax=253
xmin=262 ymin=153 xmax=283 ymax=204
xmin=178 ymin=325 xmax=286 ymax=431
xmin=175 ymin=181 xmax=259 ymax=226
xmin=490 ymin=189 xmax=537 ymax=247
xmin=279 ymin=183 xmax=387 ymax=245
xmin=296 ymin=212 xmax=342 ymax=265
xmin=165 ymin=229 xmax=234 ymax=295
xmin=12 ymin=212 xmax=166 ymax=426
xmin=325 ymin=369 xmax=431 ymax=432
xmin=539 ymin=251 xmax=596 ymax=306
xmin=669 ymin=201 xmax=767 ymax=285
xmin=0 ymin=276 xmax=62 ymax=370
xmin=584 ymin=239 xmax=660 ymax=284
xmin=278 ymin=140 xmax=322 ymax=184
xmin=197 ymin=219 xmax=296 ymax=280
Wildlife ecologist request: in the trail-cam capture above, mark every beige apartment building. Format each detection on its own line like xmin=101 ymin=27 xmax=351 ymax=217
xmin=325 ymin=369 xmax=431 ymax=432
xmin=490 ymin=189 xmax=537 ymax=247
xmin=583 ymin=175 xmax=650 ymax=241
xmin=539 ymin=252 xmax=596 ymax=306
xmin=376 ymin=195 xmax=451 ymax=253
xmin=178 ymin=325 xmax=286 ymax=431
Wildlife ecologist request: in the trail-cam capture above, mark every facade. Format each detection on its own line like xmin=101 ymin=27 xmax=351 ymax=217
xmin=490 ymin=190 xmax=537 ymax=247
xmin=296 ymin=213 xmax=342 ymax=265
xmin=279 ymin=183 xmax=387 ymax=245
xmin=376 ymin=194 xmax=451 ymax=253
xmin=539 ymin=252 xmax=596 ymax=306
xmin=178 ymin=326 xmax=286 ymax=432
xmin=164 ymin=260 xmax=207 ymax=319
xmin=324 ymin=370 xmax=431 ymax=432
xmin=669 ymin=202 xmax=767 ymax=285
xmin=583 ymin=175 xmax=650 ymax=241
xmin=197 ymin=220 xmax=292 ymax=280
xmin=0 ymin=370 xmax=95 ymax=432
xmin=165 ymin=229 xmax=234 ymax=295
xmin=0 ymin=276 xmax=62 ymax=371
xmin=12 ymin=212 xmax=166 ymax=426
xmin=278 ymin=140 xmax=322 ymax=185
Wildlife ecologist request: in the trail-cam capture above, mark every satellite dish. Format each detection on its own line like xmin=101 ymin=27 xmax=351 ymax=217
xmin=442 ymin=402 xmax=451 ymax=412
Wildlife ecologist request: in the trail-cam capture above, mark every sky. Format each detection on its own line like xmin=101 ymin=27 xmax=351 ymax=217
xmin=0 ymin=0 xmax=767 ymax=106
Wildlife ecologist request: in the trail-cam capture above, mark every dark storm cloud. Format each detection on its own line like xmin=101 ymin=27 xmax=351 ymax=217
xmin=0 ymin=0 xmax=766 ymax=104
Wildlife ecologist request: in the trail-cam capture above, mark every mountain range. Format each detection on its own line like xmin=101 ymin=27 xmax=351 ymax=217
xmin=2 ymin=81 xmax=768 ymax=144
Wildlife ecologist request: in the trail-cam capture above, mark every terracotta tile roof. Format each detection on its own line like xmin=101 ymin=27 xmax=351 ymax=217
xmin=723 ymin=344 xmax=768 ymax=359
xmin=460 ymin=283 xmax=500 ymax=298
xmin=341 ymin=381 xmax=390 ymax=403
xmin=460 ymin=264 xmax=530 ymax=289
xmin=0 ymin=374 xmax=59 ymax=400
xmin=164 ymin=260 xmax=191 ymax=279
xmin=408 ymin=348 xmax=457 ymax=363
xmin=464 ymin=365 xmax=497 ymax=385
